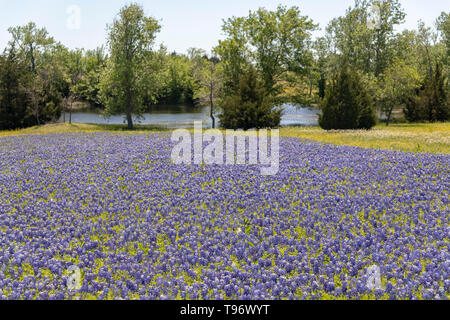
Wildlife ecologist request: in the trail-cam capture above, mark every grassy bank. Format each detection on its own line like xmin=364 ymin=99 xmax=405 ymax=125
xmin=280 ymin=123 xmax=450 ymax=154
xmin=0 ymin=123 xmax=167 ymax=137
xmin=1 ymin=122 xmax=449 ymax=154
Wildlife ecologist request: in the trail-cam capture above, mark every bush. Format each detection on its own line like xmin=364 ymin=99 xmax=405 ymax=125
xmin=319 ymin=61 xmax=376 ymax=130
xmin=0 ymin=53 xmax=30 ymax=130
xmin=219 ymin=66 xmax=282 ymax=130
xmin=0 ymin=50 xmax=64 ymax=130
xmin=404 ymin=63 xmax=449 ymax=122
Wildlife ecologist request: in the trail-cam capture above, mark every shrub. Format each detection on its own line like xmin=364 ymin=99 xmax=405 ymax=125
xmin=0 ymin=52 xmax=30 ymax=130
xmin=219 ymin=66 xmax=282 ymax=130
xmin=404 ymin=63 xmax=449 ymax=122
xmin=319 ymin=61 xmax=376 ymax=130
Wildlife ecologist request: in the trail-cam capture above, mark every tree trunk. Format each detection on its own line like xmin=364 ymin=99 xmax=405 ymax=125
xmin=210 ymin=90 xmax=215 ymax=129
xmin=386 ymin=105 xmax=394 ymax=127
xmin=127 ymin=112 xmax=133 ymax=130
xmin=30 ymin=44 xmax=36 ymax=74
xmin=35 ymin=106 xmax=40 ymax=126
xmin=425 ymin=46 xmax=433 ymax=79
xmin=126 ymin=86 xmax=133 ymax=130
xmin=126 ymin=100 xmax=133 ymax=129
xmin=69 ymin=100 xmax=72 ymax=124
xmin=375 ymin=46 xmax=381 ymax=77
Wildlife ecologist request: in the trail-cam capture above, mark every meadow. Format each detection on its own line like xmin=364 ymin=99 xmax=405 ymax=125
xmin=1 ymin=122 xmax=449 ymax=154
xmin=0 ymin=124 xmax=448 ymax=300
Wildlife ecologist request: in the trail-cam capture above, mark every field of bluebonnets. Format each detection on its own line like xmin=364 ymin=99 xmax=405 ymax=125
xmin=0 ymin=132 xmax=448 ymax=300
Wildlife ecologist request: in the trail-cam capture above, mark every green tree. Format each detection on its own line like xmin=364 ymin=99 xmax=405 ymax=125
xmin=159 ymin=53 xmax=195 ymax=105
xmin=219 ymin=66 xmax=282 ymax=130
xmin=319 ymin=61 xmax=376 ymax=130
xmin=8 ymin=22 xmax=55 ymax=74
xmin=436 ymin=12 xmax=450 ymax=61
xmin=25 ymin=45 xmax=65 ymax=126
xmin=313 ymin=37 xmax=331 ymax=100
xmin=372 ymin=0 xmax=406 ymax=76
xmin=214 ymin=17 xmax=251 ymax=93
xmin=58 ymin=48 xmax=84 ymax=123
xmin=7 ymin=22 xmax=62 ymax=126
xmin=100 ymin=3 xmax=161 ymax=129
xmin=326 ymin=0 xmax=405 ymax=76
xmin=0 ymin=48 xmax=31 ymax=130
xmin=73 ymin=47 xmax=107 ymax=108
xmin=378 ymin=60 xmax=421 ymax=126
xmin=191 ymin=50 xmax=223 ymax=129
xmin=405 ymin=63 xmax=449 ymax=122
xmin=417 ymin=21 xmax=438 ymax=79
xmin=326 ymin=1 xmax=374 ymax=74
xmin=215 ymin=5 xmax=317 ymax=97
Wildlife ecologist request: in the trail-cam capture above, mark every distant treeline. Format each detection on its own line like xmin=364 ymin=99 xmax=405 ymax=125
xmin=0 ymin=1 xmax=449 ymax=130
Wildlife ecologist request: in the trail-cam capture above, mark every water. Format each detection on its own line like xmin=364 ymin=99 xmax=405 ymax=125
xmin=60 ymin=104 xmax=320 ymax=129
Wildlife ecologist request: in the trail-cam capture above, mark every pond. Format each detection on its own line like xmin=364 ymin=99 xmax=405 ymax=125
xmin=60 ymin=104 xmax=320 ymax=129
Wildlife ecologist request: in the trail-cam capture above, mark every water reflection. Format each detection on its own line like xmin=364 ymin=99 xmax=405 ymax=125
xmin=60 ymin=104 xmax=320 ymax=129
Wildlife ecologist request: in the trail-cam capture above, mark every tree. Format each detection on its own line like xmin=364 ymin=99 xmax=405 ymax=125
xmin=319 ymin=61 xmax=376 ymax=130
xmin=100 ymin=3 xmax=161 ymax=129
xmin=326 ymin=1 xmax=374 ymax=74
xmin=214 ymin=18 xmax=251 ymax=94
xmin=378 ymin=60 xmax=421 ymax=126
xmin=7 ymin=22 xmax=63 ymax=126
xmin=404 ymin=63 xmax=449 ymax=122
xmin=8 ymin=22 xmax=55 ymax=74
xmin=313 ymin=37 xmax=331 ymax=100
xmin=26 ymin=49 xmax=65 ymax=126
xmin=325 ymin=0 xmax=405 ymax=76
xmin=73 ymin=47 xmax=107 ymax=108
xmin=436 ymin=12 xmax=450 ymax=62
xmin=158 ymin=53 xmax=195 ymax=105
xmin=372 ymin=0 xmax=406 ymax=76
xmin=191 ymin=50 xmax=223 ymax=128
xmin=215 ymin=5 xmax=317 ymax=98
xmin=0 ymin=48 xmax=31 ymax=130
xmin=59 ymin=48 xmax=84 ymax=123
xmin=417 ymin=21 xmax=438 ymax=79
xmin=219 ymin=66 xmax=282 ymax=130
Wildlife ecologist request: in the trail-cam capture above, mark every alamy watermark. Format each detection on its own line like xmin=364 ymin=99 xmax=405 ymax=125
xmin=366 ymin=265 xmax=383 ymax=290
xmin=367 ymin=3 xmax=382 ymax=30
xmin=171 ymin=122 xmax=279 ymax=176
xmin=66 ymin=265 xmax=82 ymax=291
xmin=66 ymin=5 xmax=81 ymax=30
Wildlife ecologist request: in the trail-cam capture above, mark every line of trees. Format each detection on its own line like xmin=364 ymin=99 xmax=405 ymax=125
xmin=0 ymin=1 xmax=449 ymax=131
xmin=317 ymin=1 xmax=449 ymax=129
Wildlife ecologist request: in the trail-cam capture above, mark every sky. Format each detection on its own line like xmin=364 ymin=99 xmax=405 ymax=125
xmin=0 ymin=0 xmax=448 ymax=54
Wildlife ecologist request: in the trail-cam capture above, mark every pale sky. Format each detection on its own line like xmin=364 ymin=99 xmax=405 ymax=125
xmin=0 ymin=0 xmax=448 ymax=54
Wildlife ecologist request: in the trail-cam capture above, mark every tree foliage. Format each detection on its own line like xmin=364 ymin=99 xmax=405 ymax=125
xmin=319 ymin=61 xmax=376 ymax=130
xmin=1 ymin=23 xmax=63 ymax=128
xmin=0 ymin=49 xmax=31 ymax=130
xmin=72 ymin=47 xmax=107 ymax=108
xmin=99 ymin=3 xmax=162 ymax=129
xmin=215 ymin=5 xmax=317 ymax=98
xmin=190 ymin=49 xmax=223 ymax=128
xmin=404 ymin=63 xmax=449 ymax=122
xmin=377 ymin=60 xmax=421 ymax=125
xmin=158 ymin=53 xmax=195 ymax=105
xmin=219 ymin=66 xmax=282 ymax=130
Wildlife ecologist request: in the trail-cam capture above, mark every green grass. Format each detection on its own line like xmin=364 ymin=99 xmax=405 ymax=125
xmin=0 ymin=123 xmax=168 ymax=137
xmin=280 ymin=123 xmax=450 ymax=154
xmin=0 ymin=122 xmax=449 ymax=154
